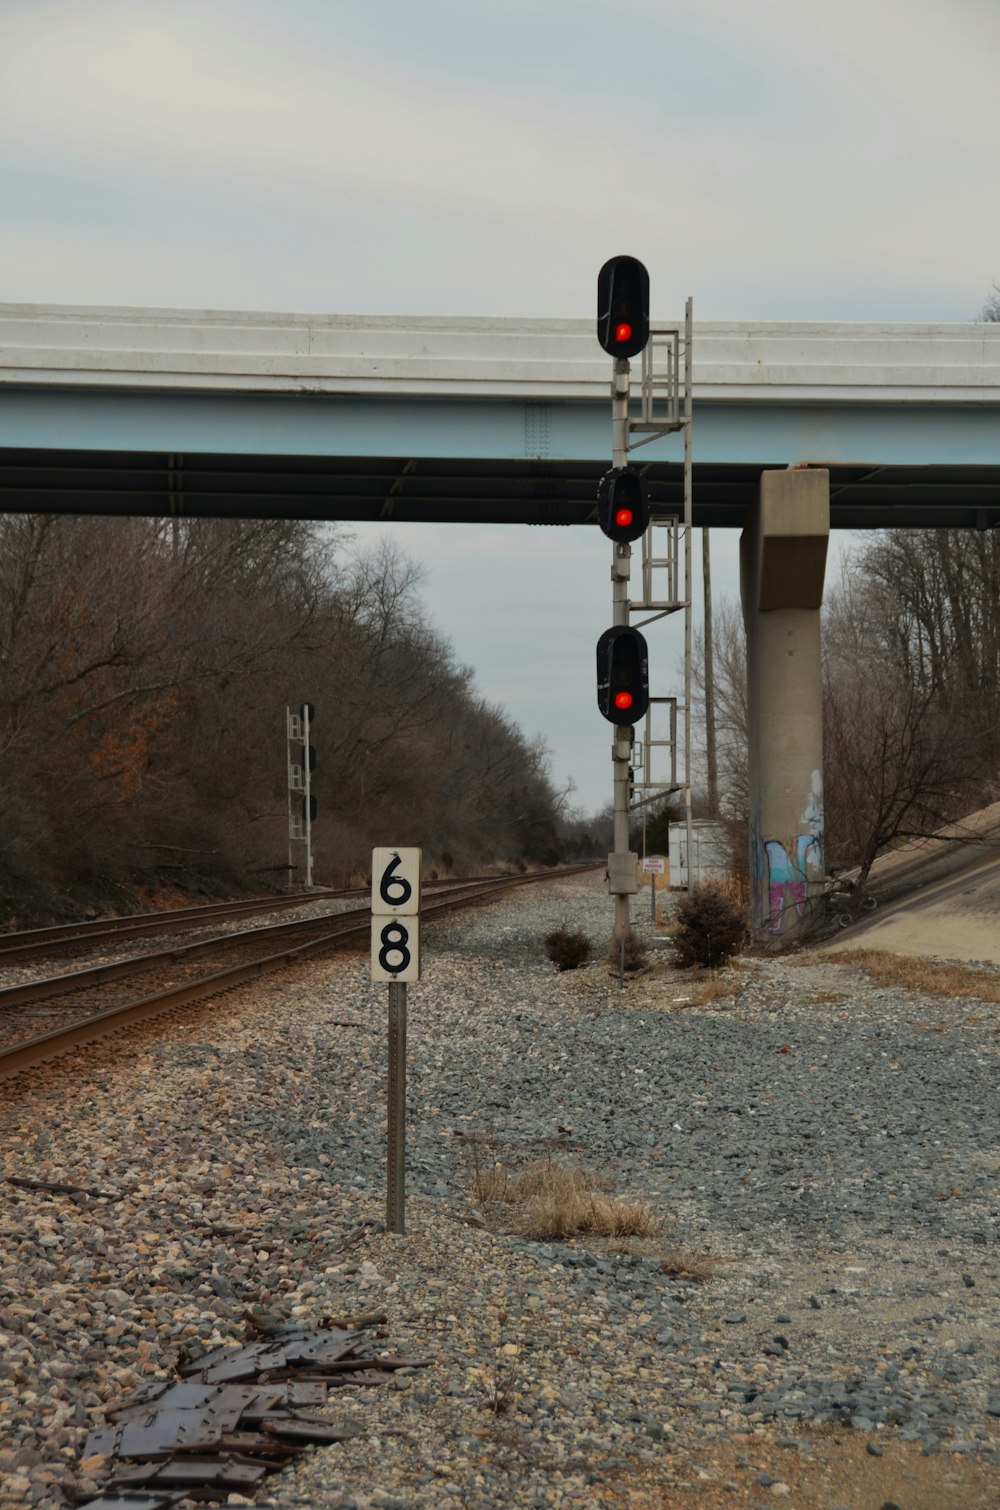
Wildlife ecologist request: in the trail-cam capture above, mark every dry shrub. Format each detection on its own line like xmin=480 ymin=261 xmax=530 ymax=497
xmin=607 ymin=928 xmax=648 ymax=973
xmin=796 ymin=948 xmax=1000 ymax=1004
xmin=673 ymin=880 xmax=747 ymax=969
xmin=544 ymin=924 xmax=592 ymax=971
xmin=472 ymin=1155 xmax=661 ymax=1242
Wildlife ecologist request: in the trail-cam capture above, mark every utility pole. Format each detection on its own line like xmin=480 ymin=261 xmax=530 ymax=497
xmin=703 ymin=526 xmax=719 ymax=815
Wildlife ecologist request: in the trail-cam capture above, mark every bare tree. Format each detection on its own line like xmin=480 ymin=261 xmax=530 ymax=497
xmin=0 ymin=516 xmax=571 ymax=918
xmin=822 ymin=560 xmax=987 ymax=882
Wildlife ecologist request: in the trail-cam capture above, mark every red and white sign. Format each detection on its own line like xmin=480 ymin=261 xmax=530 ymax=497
xmin=641 ymin=855 xmax=666 ymax=874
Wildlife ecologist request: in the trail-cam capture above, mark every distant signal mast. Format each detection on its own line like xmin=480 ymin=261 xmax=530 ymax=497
xmin=286 ymin=702 xmax=316 ymax=887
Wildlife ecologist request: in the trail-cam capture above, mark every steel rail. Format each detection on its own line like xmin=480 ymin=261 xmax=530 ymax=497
xmin=0 ymin=873 xmax=575 ymax=1009
xmin=0 ymin=869 xmax=563 ymax=962
xmin=0 ymin=889 xmax=345 ymax=962
xmin=0 ymin=865 xmax=601 ymax=1081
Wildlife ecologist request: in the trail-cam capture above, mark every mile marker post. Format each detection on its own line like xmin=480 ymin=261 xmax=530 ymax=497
xmin=371 ymin=848 xmax=421 ymax=1234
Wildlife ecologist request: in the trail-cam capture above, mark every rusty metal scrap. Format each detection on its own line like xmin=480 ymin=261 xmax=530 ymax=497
xmin=70 ymin=1495 xmax=186 ymax=1510
xmin=107 ymin=1377 xmax=329 ymax=1420
xmin=75 ymin=1321 xmax=425 ymax=1506
xmin=178 ymin=1325 xmax=365 ymax=1381
xmin=100 ymin=1456 xmax=273 ymax=1494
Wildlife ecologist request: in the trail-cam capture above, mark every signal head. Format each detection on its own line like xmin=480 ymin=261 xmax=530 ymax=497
xmin=597 ymin=467 xmax=649 ymax=543
xmin=596 ymin=624 xmax=650 ymax=725
xmin=597 ymin=255 xmax=650 ymax=358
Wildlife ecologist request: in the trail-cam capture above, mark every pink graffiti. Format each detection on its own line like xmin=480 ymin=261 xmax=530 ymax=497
xmin=764 ymin=834 xmax=815 ymax=933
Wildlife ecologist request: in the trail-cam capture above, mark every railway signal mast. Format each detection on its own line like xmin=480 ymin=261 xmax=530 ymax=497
xmin=286 ymin=702 xmax=317 ymax=887
xmin=595 ymin=257 xmax=694 ymax=966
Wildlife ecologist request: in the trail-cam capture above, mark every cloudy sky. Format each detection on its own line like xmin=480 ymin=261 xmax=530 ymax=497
xmin=3 ymin=0 xmax=999 ymax=811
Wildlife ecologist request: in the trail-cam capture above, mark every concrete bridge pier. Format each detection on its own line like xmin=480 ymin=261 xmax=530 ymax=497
xmin=740 ymin=468 xmax=830 ymax=946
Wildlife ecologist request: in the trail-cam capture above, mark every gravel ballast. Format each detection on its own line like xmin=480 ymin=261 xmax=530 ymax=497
xmin=1 ymin=870 xmax=998 ymax=1509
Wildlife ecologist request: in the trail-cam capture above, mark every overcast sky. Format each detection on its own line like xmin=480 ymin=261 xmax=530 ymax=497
xmin=3 ymin=0 xmax=999 ymax=812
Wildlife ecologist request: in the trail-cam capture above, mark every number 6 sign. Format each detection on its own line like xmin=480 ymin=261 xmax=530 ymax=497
xmin=371 ymin=848 xmax=421 ymax=981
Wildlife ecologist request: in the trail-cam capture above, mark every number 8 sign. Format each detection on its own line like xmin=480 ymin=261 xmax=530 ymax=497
xmin=371 ymin=848 xmax=421 ymax=981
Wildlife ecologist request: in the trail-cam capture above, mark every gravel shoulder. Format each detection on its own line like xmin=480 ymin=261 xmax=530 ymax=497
xmin=2 ymin=870 xmax=999 ymax=1509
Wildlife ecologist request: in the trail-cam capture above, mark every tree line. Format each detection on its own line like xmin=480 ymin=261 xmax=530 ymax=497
xmin=0 ymin=515 xmax=584 ymax=923
xmin=687 ymin=526 xmax=1000 ymax=885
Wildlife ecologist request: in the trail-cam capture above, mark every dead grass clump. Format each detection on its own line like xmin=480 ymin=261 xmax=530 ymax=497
xmin=472 ymin=1155 xmax=661 ymax=1242
xmin=659 ymin=1251 xmax=728 ymax=1283
xmin=666 ymin=966 xmax=743 ymax=1009
xmin=473 ymin=1164 xmax=516 ymax=1204
xmin=518 ymin=1188 xmax=662 ymax=1242
xmin=801 ymin=948 xmax=1000 ymax=1004
xmin=544 ymin=924 xmax=592 ymax=971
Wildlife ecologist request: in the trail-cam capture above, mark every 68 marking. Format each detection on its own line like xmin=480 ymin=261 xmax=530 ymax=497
xmin=378 ymin=919 xmax=411 ymax=976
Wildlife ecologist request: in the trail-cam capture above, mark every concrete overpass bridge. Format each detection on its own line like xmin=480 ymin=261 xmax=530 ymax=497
xmin=3 ymin=305 xmax=999 ymax=946
xmin=1 ymin=305 xmax=999 ymax=529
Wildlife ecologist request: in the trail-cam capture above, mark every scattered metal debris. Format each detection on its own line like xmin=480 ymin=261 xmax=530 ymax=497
xmin=73 ymin=1320 xmax=426 ymax=1505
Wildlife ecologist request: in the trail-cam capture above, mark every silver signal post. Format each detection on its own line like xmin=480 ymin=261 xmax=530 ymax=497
xmin=599 ymin=273 xmax=695 ymax=963
xmin=610 ymin=356 xmax=637 ymax=955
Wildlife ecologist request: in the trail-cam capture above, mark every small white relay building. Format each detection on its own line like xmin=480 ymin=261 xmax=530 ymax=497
xmin=669 ymin=819 xmax=730 ymax=889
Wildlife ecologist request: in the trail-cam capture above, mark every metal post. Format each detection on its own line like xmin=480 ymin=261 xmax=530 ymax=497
xmin=611 ymin=356 xmax=633 ymax=948
xmin=285 ymin=706 xmax=294 ymax=889
xmin=386 ymin=980 xmax=407 ymax=1233
xmin=651 ymin=870 xmax=656 ymax=924
xmin=303 ymin=703 xmax=313 ymax=888
xmin=682 ymin=298 xmax=695 ymax=896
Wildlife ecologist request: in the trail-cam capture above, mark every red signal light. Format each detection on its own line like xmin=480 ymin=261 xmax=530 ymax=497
xmin=597 ymin=624 xmax=649 ymax=724
xmin=597 ymin=467 xmax=649 ymax=543
xmin=615 ymin=321 xmax=633 ymax=344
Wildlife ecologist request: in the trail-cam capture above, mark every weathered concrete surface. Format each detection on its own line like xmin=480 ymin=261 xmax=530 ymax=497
xmin=742 ymin=468 xmax=829 ymax=947
xmin=824 ymin=802 xmax=1000 ymax=964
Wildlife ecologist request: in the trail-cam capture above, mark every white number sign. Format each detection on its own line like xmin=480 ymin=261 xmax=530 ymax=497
xmin=371 ymin=848 xmax=421 ymax=981
xmin=371 ymin=848 xmax=421 ymax=913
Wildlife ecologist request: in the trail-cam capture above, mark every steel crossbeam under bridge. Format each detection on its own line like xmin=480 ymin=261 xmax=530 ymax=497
xmin=1 ymin=306 xmax=999 ymax=529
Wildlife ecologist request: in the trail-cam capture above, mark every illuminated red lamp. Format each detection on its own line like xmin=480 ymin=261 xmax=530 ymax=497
xmin=596 ymin=624 xmax=650 ymax=725
xmin=597 ymin=467 xmax=649 ymax=543
xmin=597 ymin=256 xmax=650 ymax=358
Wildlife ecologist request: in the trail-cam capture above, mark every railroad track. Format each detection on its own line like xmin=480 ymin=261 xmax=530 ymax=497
xmin=0 ymin=887 xmax=355 ymax=964
xmin=0 ymin=870 xmax=555 ymax=964
xmin=0 ymin=865 xmax=600 ymax=1080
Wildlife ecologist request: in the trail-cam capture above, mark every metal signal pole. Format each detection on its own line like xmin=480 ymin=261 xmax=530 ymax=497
xmin=610 ymin=356 xmax=634 ymax=948
xmin=302 ymin=702 xmax=314 ymax=888
xmin=597 ymin=258 xmax=694 ymax=962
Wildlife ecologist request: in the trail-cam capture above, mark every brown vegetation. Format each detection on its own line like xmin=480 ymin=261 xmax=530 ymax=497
xmin=470 ymin=1155 xmax=661 ymax=1242
xmin=796 ymin=948 xmax=1000 ymax=1004
xmin=543 ymin=925 xmax=592 ymax=971
xmin=0 ymin=517 xmax=582 ymax=921
xmin=672 ymin=879 xmax=747 ymax=968
xmin=663 ymin=966 xmax=744 ymax=1009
